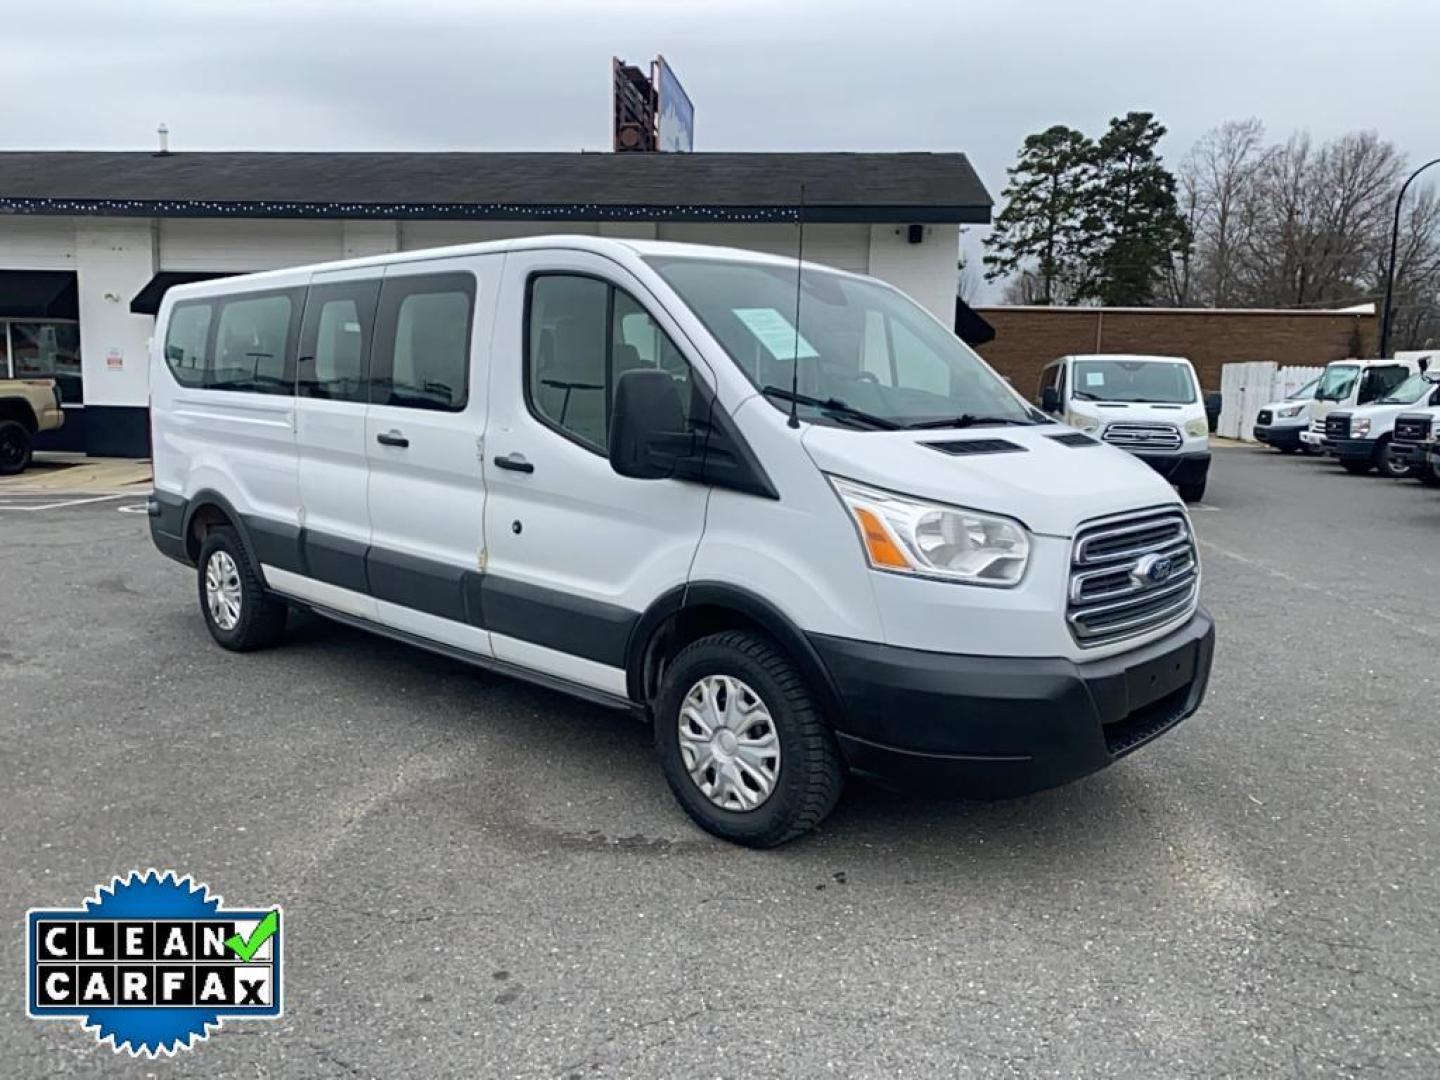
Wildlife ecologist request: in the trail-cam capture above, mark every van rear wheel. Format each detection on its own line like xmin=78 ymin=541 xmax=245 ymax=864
xmin=655 ymin=630 xmax=844 ymax=848
xmin=196 ymin=526 xmax=287 ymax=651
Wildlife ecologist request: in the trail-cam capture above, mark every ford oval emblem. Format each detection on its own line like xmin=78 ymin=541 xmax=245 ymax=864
xmin=1134 ymin=553 xmax=1174 ymax=586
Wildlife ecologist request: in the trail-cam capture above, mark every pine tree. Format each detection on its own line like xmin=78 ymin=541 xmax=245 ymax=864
xmin=983 ymin=125 xmax=1099 ymax=305
xmin=1091 ymin=112 xmax=1191 ymax=306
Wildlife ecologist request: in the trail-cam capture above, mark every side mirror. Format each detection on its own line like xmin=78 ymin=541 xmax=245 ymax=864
xmin=1040 ymin=386 xmax=1060 ymax=414
xmin=608 ymin=369 xmax=695 ymax=480
xmin=1204 ymin=391 xmax=1222 ymax=433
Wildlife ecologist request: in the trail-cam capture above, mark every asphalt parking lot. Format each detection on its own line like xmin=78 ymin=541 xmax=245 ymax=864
xmin=2 ymin=445 xmax=1438 ymax=1078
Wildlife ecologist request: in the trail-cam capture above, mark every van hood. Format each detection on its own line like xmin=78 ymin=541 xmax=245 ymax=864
xmin=800 ymin=423 xmax=1182 ymax=538
xmin=1070 ymin=400 xmax=1202 ymax=426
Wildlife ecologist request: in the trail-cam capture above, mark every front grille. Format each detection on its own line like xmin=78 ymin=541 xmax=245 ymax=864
xmin=1309 ymin=418 xmax=1325 ymax=434
xmin=1394 ymin=415 xmax=1432 ymax=444
xmin=1068 ymin=510 xmax=1199 ymax=647
xmin=1101 ymin=422 xmax=1182 ymax=451
xmin=1256 ymin=409 xmax=1273 ymax=425
xmin=1325 ymin=413 xmax=1351 ymax=439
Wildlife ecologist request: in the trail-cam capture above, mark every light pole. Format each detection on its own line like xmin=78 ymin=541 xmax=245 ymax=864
xmin=1379 ymin=156 xmax=1440 ymax=359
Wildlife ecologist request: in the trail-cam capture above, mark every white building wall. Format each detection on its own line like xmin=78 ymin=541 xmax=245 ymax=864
xmin=74 ymin=220 xmax=156 ymax=408
xmin=0 ymin=215 xmax=76 ymax=269
xmin=342 ymin=220 xmax=399 ymax=259
xmin=867 ymin=223 xmax=958 ymax=323
xmin=656 ymin=222 xmax=870 ymax=274
xmin=159 ymin=219 xmax=344 ymax=271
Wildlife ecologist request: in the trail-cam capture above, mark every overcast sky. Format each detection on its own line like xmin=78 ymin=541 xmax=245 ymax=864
xmin=4 ymin=0 xmax=1437 ymax=299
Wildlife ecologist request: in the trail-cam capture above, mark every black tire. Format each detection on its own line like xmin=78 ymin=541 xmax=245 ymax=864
xmin=1178 ymin=478 xmax=1206 ymax=503
xmin=1341 ymin=460 xmax=1373 ymax=475
xmin=0 ymin=419 xmax=32 ymax=476
xmin=1418 ymin=462 xmax=1440 ymax=487
xmin=1374 ymin=437 xmax=1412 ymax=480
xmin=1278 ymin=445 xmax=1297 ymax=455
xmin=196 ymin=526 xmax=287 ymax=651
xmin=655 ymin=630 xmax=844 ymax=848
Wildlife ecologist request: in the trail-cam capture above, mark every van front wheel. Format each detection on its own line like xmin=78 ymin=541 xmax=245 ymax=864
xmin=196 ymin=526 xmax=287 ymax=651
xmin=656 ymin=630 xmax=844 ymax=848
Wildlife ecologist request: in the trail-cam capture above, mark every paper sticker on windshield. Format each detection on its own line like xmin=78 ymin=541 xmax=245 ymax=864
xmin=733 ymin=308 xmax=819 ymax=361
xmin=1084 ymin=371 xmax=1106 ymax=387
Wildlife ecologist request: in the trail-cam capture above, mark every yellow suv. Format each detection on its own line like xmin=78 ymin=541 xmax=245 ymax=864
xmin=0 ymin=378 xmax=64 ymax=475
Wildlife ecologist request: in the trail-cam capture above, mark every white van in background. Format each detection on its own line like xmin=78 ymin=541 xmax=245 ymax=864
xmin=1036 ymin=354 xmax=1211 ymax=502
xmin=1322 ymin=370 xmax=1440 ymax=478
xmin=1300 ymin=358 xmax=1419 ymax=453
xmin=147 ymin=237 xmax=1214 ymax=847
xmin=1252 ymin=376 xmax=1320 ymax=454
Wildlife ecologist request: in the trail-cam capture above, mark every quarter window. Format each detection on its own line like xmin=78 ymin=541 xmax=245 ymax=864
xmin=164 ymin=303 xmax=213 ymax=389
xmin=526 ymin=274 xmax=695 ymax=452
xmin=371 ymin=273 xmax=475 ymax=412
xmin=212 ymin=294 xmax=296 ymax=394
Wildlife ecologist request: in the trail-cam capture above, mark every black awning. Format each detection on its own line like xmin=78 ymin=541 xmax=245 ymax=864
xmin=130 ymin=271 xmax=234 ymax=315
xmin=0 ymin=270 xmax=78 ymax=319
xmin=955 ymin=296 xmax=995 ymax=346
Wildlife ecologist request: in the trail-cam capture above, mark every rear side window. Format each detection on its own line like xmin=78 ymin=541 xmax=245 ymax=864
xmin=163 ymin=290 xmax=300 ymax=394
xmin=164 ymin=303 xmax=213 ymax=388
xmin=212 ymin=294 xmax=297 ymax=394
xmin=370 ymin=273 xmax=475 ymax=411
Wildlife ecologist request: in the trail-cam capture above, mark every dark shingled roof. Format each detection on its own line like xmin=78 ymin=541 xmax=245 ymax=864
xmin=0 ymin=151 xmax=990 ymax=224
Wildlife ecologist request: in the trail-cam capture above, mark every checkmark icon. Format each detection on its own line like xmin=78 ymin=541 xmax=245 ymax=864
xmin=225 ymin=910 xmax=279 ymax=962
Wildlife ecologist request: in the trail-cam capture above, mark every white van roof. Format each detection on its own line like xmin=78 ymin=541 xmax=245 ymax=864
xmin=1067 ymin=353 xmax=1192 ymax=365
xmin=160 ymin=235 xmax=844 ymax=306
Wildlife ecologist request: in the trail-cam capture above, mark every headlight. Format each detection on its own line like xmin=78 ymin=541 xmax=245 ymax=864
xmin=829 ymin=476 xmax=1030 ymax=587
xmin=1184 ymin=418 xmax=1210 ymax=437
xmin=1352 ymin=418 xmax=1371 ymax=437
xmin=1069 ymin=413 xmax=1102 ymax=433
xmin=1277 ymin=403 xmax=1306 ymax=419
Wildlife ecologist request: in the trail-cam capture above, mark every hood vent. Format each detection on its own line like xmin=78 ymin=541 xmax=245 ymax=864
xmin=924 ymin=438 xmax=1027 ymax=457
xmin=1049 ymin=432 xmax=1100 ymax=447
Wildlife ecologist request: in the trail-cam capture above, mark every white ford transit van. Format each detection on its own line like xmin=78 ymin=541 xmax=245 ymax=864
xmin=148 ymin=237 xmax=1214 ymax=847
xmin=1035 ymin=354 xmax=1211 ymax=502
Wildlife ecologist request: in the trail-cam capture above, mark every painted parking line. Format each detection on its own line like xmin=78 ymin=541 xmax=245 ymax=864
xmin=117 ymin=502 xmax=150 ymax=515
xmin=0 ymin=493 xmax=129 ymax=512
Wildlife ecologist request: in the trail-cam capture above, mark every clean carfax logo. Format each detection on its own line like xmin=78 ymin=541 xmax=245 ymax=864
xmin=26 ymin=870 xmax=282 ymax=1057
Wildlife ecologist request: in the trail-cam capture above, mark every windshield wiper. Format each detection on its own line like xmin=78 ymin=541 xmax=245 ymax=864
xmin=906 ymin=414 xmax=1036 ymax=429
xmin=761 ymin=386 xmax=900 ymax=430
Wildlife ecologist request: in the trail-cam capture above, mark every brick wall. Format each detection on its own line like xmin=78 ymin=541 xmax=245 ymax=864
xmin=974 ymin=307 xmax=1376 ymax=396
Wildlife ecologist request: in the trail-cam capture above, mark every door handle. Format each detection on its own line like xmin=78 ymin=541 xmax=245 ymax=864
xmin=376 ymin=430 xmax=409 ymax=448
xmin=493 ymin=453 xmax=534 ymax=474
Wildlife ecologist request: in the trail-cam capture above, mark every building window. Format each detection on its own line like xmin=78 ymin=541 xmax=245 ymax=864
xmin=9 ymin=322 xmax=82 ymax=404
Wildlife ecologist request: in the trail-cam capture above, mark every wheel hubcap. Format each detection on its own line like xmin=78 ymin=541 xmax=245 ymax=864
xmin=205 ymin=551 xmax=243 ymax=631
xmin=678 ymin=675 xmax=780 ymax=812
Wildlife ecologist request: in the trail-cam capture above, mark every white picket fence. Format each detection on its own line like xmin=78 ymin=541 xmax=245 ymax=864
xmin=1216 ymin=362 xmax=1324 ymax=441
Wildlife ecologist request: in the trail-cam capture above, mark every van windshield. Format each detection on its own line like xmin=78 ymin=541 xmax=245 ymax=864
xmin=1070 ymin=359 xmax=1197 ymax=404
xmin=1315 ymin=364 xmax=1360 ymax=401
xmin=1287 ymin=376 xmax=1320 ymax=400
xmin=1379 ymin=373 xmax=1436 ymax=405
xmin=644 ymin=256 xmax=1039 ymax=429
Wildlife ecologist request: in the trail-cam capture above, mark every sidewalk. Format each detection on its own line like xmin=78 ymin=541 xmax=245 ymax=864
xmin=0 ymin=453 xmax=153 ymax=494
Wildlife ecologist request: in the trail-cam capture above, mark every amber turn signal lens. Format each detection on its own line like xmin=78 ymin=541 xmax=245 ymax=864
xmin=852 ymin=506 xmax=912 ymax=571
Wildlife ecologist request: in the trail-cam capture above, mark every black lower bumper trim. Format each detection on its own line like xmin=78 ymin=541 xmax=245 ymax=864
xmin=1332 ymin=438 xmax=1377 ymax=464
xmin=148 ymin=489 xmax=191 ymax=566
xmin=812 ymin=609 xmax=1215 ymax=797
xmin=1254 ymin=425 xmax=1303 ymax=450
xmin=1131 ymin=450 xmax=1211 ymax=484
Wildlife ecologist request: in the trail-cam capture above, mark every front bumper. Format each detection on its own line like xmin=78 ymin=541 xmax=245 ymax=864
xmin=1254 ymin=424 xmax=1304 ymax=449
xmin=811 ymin=608 xmax=1215 ymax=797
xmin=1331 ymin=437 xmax=1377 ymax=465
xmin=1393 ymin=441 xmax=1429 ymax=468
xmin=1130 ymin=450 xmax=1211 ymax=485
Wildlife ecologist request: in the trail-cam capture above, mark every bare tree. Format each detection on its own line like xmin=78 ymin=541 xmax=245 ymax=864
xmin=1385 ymin=182 xmax=1440 ymax=350
xmin=1178 ymin=119 xmax=1269 ymax=306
